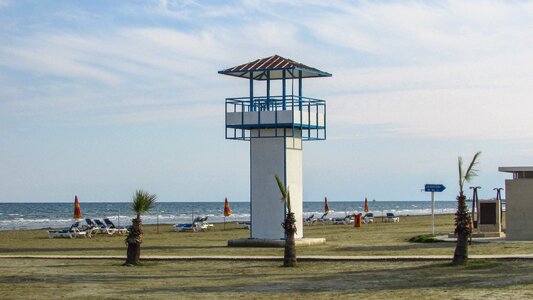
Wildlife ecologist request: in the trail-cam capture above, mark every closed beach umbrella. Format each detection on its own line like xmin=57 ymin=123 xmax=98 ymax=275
xmin=364 ymin=197 xmax=369 ymax=213
xmin=324 ymin=197 xmax=330 ymax=213
xmin=223 ymin=197 xmax=231 ymax=230
xmin=73 ymin=195 xmax=82 ymax=220
xmin=224 ymin=197 xmax=232 ymax=217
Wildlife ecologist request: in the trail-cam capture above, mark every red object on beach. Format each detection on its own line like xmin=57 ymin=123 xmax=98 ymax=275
xmin=355 ymin=213 xmax=363 ymax=228
xmin=224 ymin=197 xmax=232 ymax=217
xmin=73 ymin=195 xmax=82 ymax=219
xmin=364 ymin=197 xmax=369 ymax=213
xmin=324 ymin=197 xmax=330 ymax=213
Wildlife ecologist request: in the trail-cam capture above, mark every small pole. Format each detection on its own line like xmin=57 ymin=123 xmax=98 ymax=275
xmin=191 ymin=206 xmax=194 ymax=231
xmin=431 ymin=191 xmax=435 ymax=236
xmin=156 ymin=208 xmax=160 ymax=234
xmin=494 ymin=187 xmax=504 ymax=229
xmin=469 ymin=186 xmax=481 ymax=245
xmin=118 ymin=207 xmax=120 ymax=229
xmin=470 ymin=186 xmax=481 ymax=230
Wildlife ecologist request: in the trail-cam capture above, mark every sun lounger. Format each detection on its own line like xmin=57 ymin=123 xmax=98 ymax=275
xmin=236 ymin=221 xmax=251 ymax=229
xmin=83 ymin=219 xmax=100 ymax=236
xmin=304 ymin=214 xmax=317 ymax=226
xmin=384 ymin=212 xmax=400 ymax=223
xmin=93 ymin=219 xmax=117 ymax=235
xmin=175 ymin=216 xmax=213 ymax=232
xmin=47 ymin=222 xmax=88 ymax=239
xmin=363 ymin=213 xmax=374 ymax=224
xmin=175 ymin=223 xmax=195 ymax=232
xmin=332 ymin=215 xmax=354 ymax=225
xmin=195 ymin=216 xmax=213 ymax=231
xmin=175 ymin=216 xmax=202 ymax=232
xmin=103 ymin=218 xmax=129 ymax=234
xmin=316 ymin=212 xmax=332 ymax=225
xmin=48 ymin=229 xmax=74 ymax=239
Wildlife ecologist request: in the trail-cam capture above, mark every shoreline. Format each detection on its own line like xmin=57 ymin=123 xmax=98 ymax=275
xmin=0 ymin=201 xmax=464 ymax=230
xmin=0 ymin=212 xmax=459 ymax=231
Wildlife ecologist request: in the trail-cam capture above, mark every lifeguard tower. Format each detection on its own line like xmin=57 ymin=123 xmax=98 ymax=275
xmin=219 ymin=55 xmax=331 ymax=243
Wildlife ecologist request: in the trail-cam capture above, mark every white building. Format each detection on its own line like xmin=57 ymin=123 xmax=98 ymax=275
xmin=499 ymin=166 xmax=533 ymax=241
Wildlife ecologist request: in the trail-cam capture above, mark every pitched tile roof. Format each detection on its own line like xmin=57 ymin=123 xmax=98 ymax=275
xmin=219 ymin=55 xmax=331 ymax=80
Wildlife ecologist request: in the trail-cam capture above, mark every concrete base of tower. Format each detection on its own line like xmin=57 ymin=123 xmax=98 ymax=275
xmin=227 ymin=237 xmax=326 ymax=247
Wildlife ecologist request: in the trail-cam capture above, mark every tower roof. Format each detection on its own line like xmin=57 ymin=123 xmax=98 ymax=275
xmin=218 ymin=55 xmax=332 ymax=80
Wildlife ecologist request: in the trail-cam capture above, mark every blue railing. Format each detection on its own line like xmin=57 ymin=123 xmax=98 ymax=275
xmin=225 ymin=95 xmax=325 ymax=113
xmin=225 ymin=95 xmax=326 ymax=141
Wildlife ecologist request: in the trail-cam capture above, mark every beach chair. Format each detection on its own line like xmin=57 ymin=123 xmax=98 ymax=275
xmin=194 ymin=216 xmax=213 ymax=231
xmin=384 ymin=213 xmax=400 ymax=223
xmin=332 ymin=215 xmax=353 ymax=225
xmin=316 ymin=212 xmax=332 ymax=225
xmin=103 ymin=218 xmax=129 ymax=234
xmin=47 ymin=229 xmax=73 ymax=239
xmin=47 ymin=222 xmax=88 ymax=239
xmin=175 ymin=216 xmax=201 ymax=232
xmin=195 ymin=216 xmax=213 ymax=231
xmin=174 ymin=223 xmax=195 ymax=232
xmin=304 ymin=214 xmax=317 ymax=226
xmin=363 ymin=213 xmax=374 ymax=224
xmin=175 ymin=216 xmax=213 ymax=232
xmin=93 ymin=219 xmax=117 ymax=235
xmin=84 ymin=218 xmax=100 ymax=236
xmin=235 ymin=221 xmax=251 ymax=229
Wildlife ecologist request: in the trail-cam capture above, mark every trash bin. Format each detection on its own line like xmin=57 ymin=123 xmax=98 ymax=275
xmin=355 ymin=213 xmax=363 ymax=228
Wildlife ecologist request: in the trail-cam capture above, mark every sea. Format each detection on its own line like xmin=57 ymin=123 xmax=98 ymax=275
xmin=0 ymin=200 xmax=479 ymax=231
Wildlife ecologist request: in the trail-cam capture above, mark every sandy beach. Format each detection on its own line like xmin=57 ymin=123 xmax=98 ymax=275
xmin=1 ymin=214 xmax=533 ymax=299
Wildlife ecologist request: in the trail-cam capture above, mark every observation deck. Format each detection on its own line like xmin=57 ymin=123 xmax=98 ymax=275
xmin=225 ymin=95 xmax=326 ymax=141
xmin=219 ymin=55 xmax=331 ymax=141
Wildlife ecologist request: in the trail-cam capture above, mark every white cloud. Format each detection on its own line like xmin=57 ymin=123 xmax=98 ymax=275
xmin=299 ymin=1 xmax=533 ymax=64
xmin=2 ymin=0 xmax=533 ymax=140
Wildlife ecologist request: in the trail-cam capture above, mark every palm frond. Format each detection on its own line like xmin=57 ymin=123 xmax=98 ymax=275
xmin=275 ymin=175 xmax=287 ymax=201
xmin=131 ymin=189 xmax=157 ymax=215
xmin=275 ymin=175 xmax=291 ymax=213
xmin=458 ymin=156 xmax=464 ymax=193
xmin=286 ymin=189 xmax=291 ymax=213
xmin=464 ymin=151 xmax=482 ymax=183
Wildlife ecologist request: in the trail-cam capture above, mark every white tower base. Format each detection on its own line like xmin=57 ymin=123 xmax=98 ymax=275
xmin=250 ymin=128 xmax=303 ymax=240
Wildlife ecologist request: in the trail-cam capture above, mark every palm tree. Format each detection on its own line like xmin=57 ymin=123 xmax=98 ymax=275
xmin=124 ymin=189 xmax=156 ymax=266
xmin=275 ymin=175 xmax=297 ymax=267
xmin=452 ymin=151 xmax=481 ymax=265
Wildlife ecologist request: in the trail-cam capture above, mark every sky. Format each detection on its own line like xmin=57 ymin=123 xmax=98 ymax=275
xmin=1 ymin=0 xmax=533 ymax=203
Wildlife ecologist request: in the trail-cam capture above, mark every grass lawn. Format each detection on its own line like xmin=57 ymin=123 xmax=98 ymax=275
xmin=1 ymin=214 xmax=533 ymax=299
xmin=1 ymin=259 xmax=533 ymax=299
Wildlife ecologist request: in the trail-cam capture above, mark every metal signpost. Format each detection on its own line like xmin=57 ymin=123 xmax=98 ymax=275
xmin=424 ymin=184 xmax=446 ymax=235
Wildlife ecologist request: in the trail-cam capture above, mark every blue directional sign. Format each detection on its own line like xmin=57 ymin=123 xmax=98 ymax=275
xmin=425 ymin=184 xmax=446 ymax=192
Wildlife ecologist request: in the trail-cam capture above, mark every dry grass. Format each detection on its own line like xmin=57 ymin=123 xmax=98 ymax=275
xmin=0 ymin=214 xmax=530 ymax=257
xmin=1 ymin=258 xmax=533 ymax=299
xmin=0 ymin=214 xmax=532 ymax=299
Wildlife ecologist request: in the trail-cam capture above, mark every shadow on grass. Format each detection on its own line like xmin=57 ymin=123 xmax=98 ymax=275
xmin=0 ymin=245 xmax=227 ymax=254
xmin=0 ymin=268 xmax=267 ymax=285
xmin=127 ymin=260 xmax=533 ymax=295
xmin=334 ymin=243 xmax=453 ymax=253
xmin=1 ymin=260 xmax=532 ymax=296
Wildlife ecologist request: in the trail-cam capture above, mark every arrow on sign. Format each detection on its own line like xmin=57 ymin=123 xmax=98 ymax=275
xmin=425 ymin=184 xmax=446 ymax=192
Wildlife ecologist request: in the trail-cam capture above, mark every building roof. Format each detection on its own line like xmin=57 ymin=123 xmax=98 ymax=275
xmin=218 ymin=55 xmax=332 ymax=80
xmin=499 ymin=167 xmax=533 ymax=173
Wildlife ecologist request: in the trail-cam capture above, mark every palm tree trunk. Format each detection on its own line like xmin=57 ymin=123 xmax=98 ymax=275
xmin=283 ymin=212 xmax=297 ymax=267
xmin=125 ymin=216 xmax=143 ymax=265
xmin=453 ymin=195 xmax=471 ymax=265
xmin=453 ymin=232 xmax=469 ymax=264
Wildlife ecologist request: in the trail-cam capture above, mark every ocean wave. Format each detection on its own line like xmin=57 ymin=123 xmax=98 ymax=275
xmin=0 ymin=209 xmax=460 ymax=230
